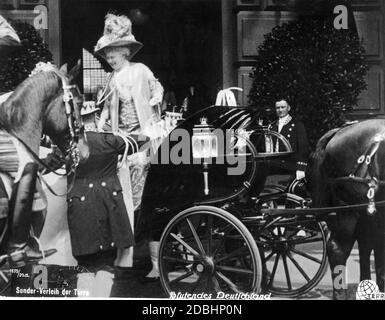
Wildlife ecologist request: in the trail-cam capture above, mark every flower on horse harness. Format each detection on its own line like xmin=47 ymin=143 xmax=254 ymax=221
xmin=373 ymin=132 xmax=385 ymax=143
xmin=29 ymin=62 xmax=57 ymax=77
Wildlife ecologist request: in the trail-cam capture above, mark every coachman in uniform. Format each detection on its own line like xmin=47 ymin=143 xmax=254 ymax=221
xmin=269 ymin=99 xmax=310 ymax=188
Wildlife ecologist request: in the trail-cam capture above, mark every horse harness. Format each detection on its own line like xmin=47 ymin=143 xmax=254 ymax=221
xmin=329 ymin=130 xmax=385 ymax=216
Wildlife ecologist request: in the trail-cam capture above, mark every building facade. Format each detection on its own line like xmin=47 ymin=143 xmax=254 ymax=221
xmin=1 ymin=0 xmax=384 ymax=118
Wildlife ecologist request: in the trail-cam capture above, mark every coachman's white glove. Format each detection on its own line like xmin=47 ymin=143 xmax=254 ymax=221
xmin=296 ymin=170 xmax=306 ymax=181
xmin=149 ymin=96 xmax=162 ymax=107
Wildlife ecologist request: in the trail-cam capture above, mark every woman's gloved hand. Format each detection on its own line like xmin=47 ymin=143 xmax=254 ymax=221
xmin=97 ymin=118 xmax=106 ymax=132
xmin=149 ymin=96 xmax=162 ymax=107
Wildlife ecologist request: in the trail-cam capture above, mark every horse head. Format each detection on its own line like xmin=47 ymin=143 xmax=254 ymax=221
xmin=46 ymin=61 xmax=90 ymax=167
xmin=0 ymin=61 xmax=89 ymax=169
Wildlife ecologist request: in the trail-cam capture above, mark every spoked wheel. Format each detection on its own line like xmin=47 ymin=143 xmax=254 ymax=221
xmin=159 ymin=206 xmax=263 ymax=296
xmin=0 ymin=264 xmax=11 ymax=296
xmin=257 ymin=194 xmax=328 ymax=298
xmin=0 ymin=219 xmax=11 ymax=296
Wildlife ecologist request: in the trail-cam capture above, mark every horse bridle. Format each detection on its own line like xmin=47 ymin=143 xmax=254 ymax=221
xmin=61 ymin=81 xmax=84 ymax=175
xmin=11 ymin=70 xmax=85 ymax=197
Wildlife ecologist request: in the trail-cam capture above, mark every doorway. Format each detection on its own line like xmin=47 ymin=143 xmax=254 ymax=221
xmin=61 ymin=0 xmax=222 ymax=107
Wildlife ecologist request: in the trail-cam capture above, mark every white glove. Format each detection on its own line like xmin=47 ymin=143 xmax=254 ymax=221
xmin=296 ymin=170 xmax=306 ymax=180
xmin=149 ymin=96 xmax=162 ymax=107
xmin=97 ymin=119 xmax=105 ymax=132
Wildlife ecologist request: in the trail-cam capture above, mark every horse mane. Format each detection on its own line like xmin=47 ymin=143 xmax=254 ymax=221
xmin=314 ymin=128 xmax=340 ymax=155
xmin=0 ymin=71 xmax=63 ymax=132
xmin=307 ymin=127 xmax=341 ymax=204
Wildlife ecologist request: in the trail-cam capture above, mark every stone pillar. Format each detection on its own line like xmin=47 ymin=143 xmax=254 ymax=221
xmin=222 ymin=0 xmax=237 ymax=89
xmin=48 ymin=0 xmax=61 ymax=66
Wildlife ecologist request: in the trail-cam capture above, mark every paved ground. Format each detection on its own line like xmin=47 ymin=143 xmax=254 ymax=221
xmin=1 ymin=175 xmax=378 ymax=300
xmin=1 ymin=238 xmax=377 ymax=300
xmin=111 ymin=240 xmax=376 ymax=300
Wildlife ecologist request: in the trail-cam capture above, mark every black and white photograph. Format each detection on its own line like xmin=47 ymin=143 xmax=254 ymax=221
xmin=0 ymin=0 xmax=384 ymax=305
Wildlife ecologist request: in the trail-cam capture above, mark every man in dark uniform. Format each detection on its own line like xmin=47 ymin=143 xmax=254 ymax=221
xmin=269 ymin=99 xmax=310 ymax=182
xmin=68 ymin=102 xmax=148 ymax=296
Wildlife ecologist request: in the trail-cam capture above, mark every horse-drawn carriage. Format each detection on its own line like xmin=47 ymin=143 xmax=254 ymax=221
xmin=0 ymin=61 xmax=382 ymax=298
xmin=139 ymin=102 xmax=385 ymax=299
xmin=139 ymin=105 xmax=332 ymax=298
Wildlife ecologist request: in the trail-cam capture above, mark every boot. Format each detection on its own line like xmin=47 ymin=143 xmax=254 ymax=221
xmin=142 ymin=241 xmax=160 ymax=283
xmin=7 ymin=163 xmax=56 ymax=268
xmin=114 ymin=247 xmax=134 ymax=268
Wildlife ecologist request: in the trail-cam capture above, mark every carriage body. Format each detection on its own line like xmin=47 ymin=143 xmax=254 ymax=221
xmin=139 ymin=105 xmax=328 ymax=298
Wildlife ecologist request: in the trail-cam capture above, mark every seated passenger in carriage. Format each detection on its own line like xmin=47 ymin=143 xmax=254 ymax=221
xmin=269 ymin=99 xmax=310 ymax=192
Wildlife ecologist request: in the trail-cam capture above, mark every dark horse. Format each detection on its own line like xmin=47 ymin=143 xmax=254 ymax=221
xmin=0 ymin=63 xmax=89 ymax=266
xmin=307 ymin=119 xmax=385 ymax=299
xmin=0 ymin=64 xmax=88 ymax=159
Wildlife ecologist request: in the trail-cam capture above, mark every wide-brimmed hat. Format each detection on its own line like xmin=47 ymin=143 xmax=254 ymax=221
xmin=94 ymin=14 xmax=143 ymax=61
xmin=81 ymin=101 xmax=100 ymax=116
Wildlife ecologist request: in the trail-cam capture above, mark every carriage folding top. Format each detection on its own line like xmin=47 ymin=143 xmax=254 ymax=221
xmin=141 ymin=105 xmax=294 ymax=215
xmin=138 ymin=105 xmax=328 ymax=298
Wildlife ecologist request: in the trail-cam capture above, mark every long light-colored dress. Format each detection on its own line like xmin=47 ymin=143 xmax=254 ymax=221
xmin=100 ymin=62 xmax=164 ymax=213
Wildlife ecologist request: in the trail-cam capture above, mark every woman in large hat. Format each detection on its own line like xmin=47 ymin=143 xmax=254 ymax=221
xmin=95 ymin=14 xmax=164 ymax=281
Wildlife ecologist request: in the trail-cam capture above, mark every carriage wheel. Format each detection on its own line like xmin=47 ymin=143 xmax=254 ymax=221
xmin=257 ymin=195 xmax=328 ymax=298
xmin=0 ymin=266 xmax=11 ymax=296
xmin=159 ymin=206 xmax=263 ymax=296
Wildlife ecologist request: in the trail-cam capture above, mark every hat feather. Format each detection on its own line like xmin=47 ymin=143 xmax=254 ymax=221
xmin=94 ymin=13 xmax=143 ymax=60
xmin=104 ymin=13 xmax=132 ymax=39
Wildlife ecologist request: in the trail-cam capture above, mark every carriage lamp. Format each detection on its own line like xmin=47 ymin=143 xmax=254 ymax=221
xmin=192 ymin=117 xmax=218 ymax=196
xmin=192 ymin=117 xmax=218 ymax=159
